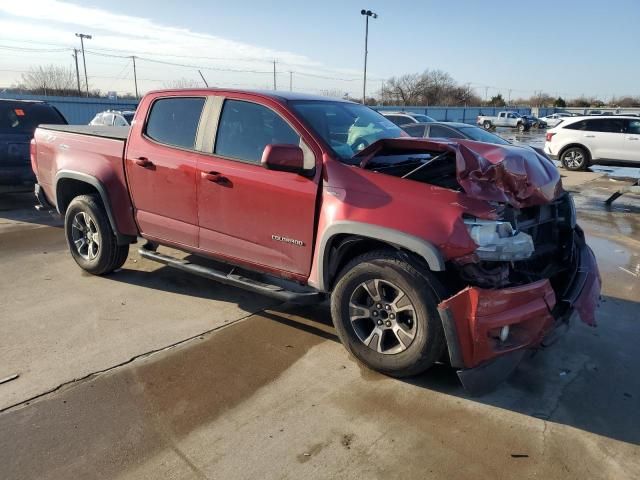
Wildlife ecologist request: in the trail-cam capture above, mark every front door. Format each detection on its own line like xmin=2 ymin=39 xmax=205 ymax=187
xmin=196 ymin=97 xmax=319 ymax=277
xmin=125 ymin=96 xmax=206 ymax=246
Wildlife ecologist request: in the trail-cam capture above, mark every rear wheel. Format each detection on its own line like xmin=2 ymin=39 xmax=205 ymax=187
xmin=330 ymin=251 xmax=445 ymax=378
xmin=561 ymin=147 xmax=589 ymax=171
xmin=483 ymin=121 xmax=492 ymax=130
xmin=518 ymin=122 xmax=526 ymax=132
xmin=64 ymin=194 xmax=129 ymax=275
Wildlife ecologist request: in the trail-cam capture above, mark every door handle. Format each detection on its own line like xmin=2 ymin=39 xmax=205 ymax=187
xmin=135 ymin=157 xmax=154 ymax=168
xmin=202 ymin=171 xmax=228 ymax=184
xmin=629 ymin=137 xmax=639 ymax=141
xmin=584 ymin=135 xmax=595 ymax=138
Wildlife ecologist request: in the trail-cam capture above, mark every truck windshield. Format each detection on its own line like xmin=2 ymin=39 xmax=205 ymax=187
xmin=289 ymin=100 xmax=403 ymax=162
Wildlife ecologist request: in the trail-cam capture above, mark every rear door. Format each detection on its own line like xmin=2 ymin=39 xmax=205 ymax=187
xmin=195 ymin=95 xmax=320 ymax=277
xmin=623 ymin=119 xmax=640 ymax=162
xmin=583 ymin=118 xmax=626 ymax=160
xmin=125 ymin=96 xmax=206 ymax=246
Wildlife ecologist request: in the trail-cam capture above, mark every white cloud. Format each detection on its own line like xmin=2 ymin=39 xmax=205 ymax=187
xmin=0 ymin=0 xmax=366 ymax=95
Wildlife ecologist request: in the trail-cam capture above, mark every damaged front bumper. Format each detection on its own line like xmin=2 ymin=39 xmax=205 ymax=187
xmin=438 ymin=232 xmax=601 ymax=395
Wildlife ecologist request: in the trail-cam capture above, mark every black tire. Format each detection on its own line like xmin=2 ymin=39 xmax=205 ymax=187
xmin=64 ymin=194 xmax=129 ymax=275
xmin=560 ymin=147 xmax=589 ymax=171
xmin=483 ymin=121 xmax=492 ymax=130
xmin=518 ymin=122 xmax=526 ymax=133
xmin=330 ymin=250 xmax=445 ymax=378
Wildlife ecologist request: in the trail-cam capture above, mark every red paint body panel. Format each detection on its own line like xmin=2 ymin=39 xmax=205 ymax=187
xmin=438 ymin=280 xmax=556 ymax=368
xmin=32 ymin=128 xmax=138 ymax=237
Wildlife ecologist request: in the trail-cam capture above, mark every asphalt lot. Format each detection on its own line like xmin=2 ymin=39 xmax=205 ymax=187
xmin=1 ymin=165 xmax=640 ymax=479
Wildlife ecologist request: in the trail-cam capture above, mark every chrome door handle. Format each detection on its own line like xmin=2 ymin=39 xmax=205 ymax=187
xmin=584 ymin=135 xmax=595 ymax=138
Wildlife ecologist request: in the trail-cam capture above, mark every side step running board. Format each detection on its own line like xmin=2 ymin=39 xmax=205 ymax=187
xmin=138 ymin=246 xmax=324 ymax=305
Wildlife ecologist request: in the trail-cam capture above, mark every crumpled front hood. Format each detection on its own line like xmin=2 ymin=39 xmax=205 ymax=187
xmin=358 ymin=138 xmax=563 ymax=208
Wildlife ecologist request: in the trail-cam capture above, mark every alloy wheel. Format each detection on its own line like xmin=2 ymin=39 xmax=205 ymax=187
xmin=71 ymin=211 xmax=101 ymax=261
xmin=348 ymin=279 xmax=417 ymax=355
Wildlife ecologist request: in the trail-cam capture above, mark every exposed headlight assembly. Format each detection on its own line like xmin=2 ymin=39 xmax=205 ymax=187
xmin=464 ymin=218 xmax=534 ymax=261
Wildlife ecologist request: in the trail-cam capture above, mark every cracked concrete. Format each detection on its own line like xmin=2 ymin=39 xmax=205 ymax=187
xmin=1 ymin=169 xmax=640 ymax=479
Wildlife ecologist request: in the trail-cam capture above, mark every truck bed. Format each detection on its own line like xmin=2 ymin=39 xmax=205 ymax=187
xmin=38 ymin=124 xmax=129 ymax=141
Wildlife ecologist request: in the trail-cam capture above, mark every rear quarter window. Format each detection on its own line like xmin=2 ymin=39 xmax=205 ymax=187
xmin=0 ymin=103 xmax=67 ymax=133
xmin=145 ymin=97 xmax=206 ymax=149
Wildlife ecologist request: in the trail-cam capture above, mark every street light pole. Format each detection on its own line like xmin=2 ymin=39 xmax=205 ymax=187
xmin=75 ymin=33 xmax=92 ymax=97
xmin=360 ymin=9 xmax=377 ymax=105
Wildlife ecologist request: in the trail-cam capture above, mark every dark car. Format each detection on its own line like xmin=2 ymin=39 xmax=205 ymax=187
xmin=402 ymin=121 xmax=512 ymax=145
xmin=522 ymin=115 xmax=547 ymax=129
xmin=1 ymin=99 xmax=67 ymax=188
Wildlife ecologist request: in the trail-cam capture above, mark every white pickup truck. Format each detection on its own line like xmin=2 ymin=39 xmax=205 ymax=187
xmin=476 ymin=111 xmax=531 ymax=132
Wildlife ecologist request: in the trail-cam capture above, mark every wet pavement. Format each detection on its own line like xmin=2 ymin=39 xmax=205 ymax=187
xmin=1 ymin=170 xmax=640 ymax=479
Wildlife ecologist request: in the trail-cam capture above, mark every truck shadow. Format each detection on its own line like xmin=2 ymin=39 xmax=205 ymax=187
xmin=0 ymin=191 xmax=63 ymax=229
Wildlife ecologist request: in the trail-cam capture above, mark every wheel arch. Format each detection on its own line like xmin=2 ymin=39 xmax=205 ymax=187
xmin=318 ymin=221 xmax=445 ymax=292
xmin=55 ymin=171 xmax=134 ymax=244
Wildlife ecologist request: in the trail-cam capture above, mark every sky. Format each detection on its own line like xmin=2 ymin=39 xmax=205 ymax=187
xmin=0 ymin=0 xmax=639 ymax=100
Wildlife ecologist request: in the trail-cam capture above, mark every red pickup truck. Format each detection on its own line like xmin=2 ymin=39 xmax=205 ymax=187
xmin=31 ymin=89 xmax=600 ymax=392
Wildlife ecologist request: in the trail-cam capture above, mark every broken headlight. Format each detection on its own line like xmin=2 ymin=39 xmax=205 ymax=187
xmin=464 ymin=218 xmax=534 ymax=261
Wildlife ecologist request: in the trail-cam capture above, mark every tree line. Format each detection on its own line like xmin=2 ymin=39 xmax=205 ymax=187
xmin=7 ymin=64 xmax=640 ymax=108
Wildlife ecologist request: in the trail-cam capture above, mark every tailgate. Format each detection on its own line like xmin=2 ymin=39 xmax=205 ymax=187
xmin=0 ymin=133 xmax=31 ymax=166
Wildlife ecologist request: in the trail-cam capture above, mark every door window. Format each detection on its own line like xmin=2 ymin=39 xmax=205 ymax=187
xmin=145 ymin=97 xmax=206 ymax=150
xmin=113 ymin=114 xmax=128 ymax=127
xmin=214 ymin=99 xmax=300 ymax=164
xmin=428 ymin=125 xmax=464 ymax=139
xmin=385 ymin=115 xmax=410 ymax=126
xmin=584 ymin=118 xmax=625 ymax=133
xmin=626 ymin=120 xmax=640 ymax=135
xmin=403 ymin=124 xmax=426 ymax=137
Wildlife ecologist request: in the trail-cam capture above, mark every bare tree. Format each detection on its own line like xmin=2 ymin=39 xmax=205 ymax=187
xmin=15 ymin=65 xmax=84 ymax=96
xmin=382 ymin=70 xmax=481 ymax=106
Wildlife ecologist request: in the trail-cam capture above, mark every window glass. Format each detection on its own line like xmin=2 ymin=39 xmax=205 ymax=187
xmin=385 ymin=115 xmax=410 ymax=126
xmin=146 ymin=97 xmax=205 ymax=149
xmin=564 ymin=120 xmax=587 ymax=130
xmin=458 ymin=126 xmax=510 ymax=144
xmin=214 ymin=99 xmax=300 ymax=163
xmin=123 ymin=113 xmax=135 ymax=124
xmin=585 ymin=118 xmax=625 ymax=133
xmin=626 ymin=120 xmax=640 ymax=135
xmin=290 ymin=101 xmax=403 ymax=161
xmin=89 ymin=113 xmax=103 ymax=125
xmin=429 ymin=125 xmax=465 ymax=139
xmin=0 ymin=103 xmax=66 ymax=133
xmin=403 ymin=124 xmax=426 ymax=137
xmin=102 ymin=114 xmax=115 ymax=126
xmin=411 ymin=114 xmax=435 ymax=123
xmin=113 ymin=115 xmax=128 ymax=127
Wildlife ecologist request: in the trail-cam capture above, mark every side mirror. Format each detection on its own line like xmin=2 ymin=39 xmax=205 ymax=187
xmin=261 ymin=144 xmax=304 ymax=173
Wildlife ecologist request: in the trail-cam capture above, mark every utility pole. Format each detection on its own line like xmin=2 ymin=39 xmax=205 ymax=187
xmin=360 ymin=9 xmax=378 ymax=105
xmin=508 ymin=89 xmax=512 ymax=105
xmin=75 ymin=33 xmax=92 ymax=97
xmin=484 ymin=86 xmax=489 ymax=102
xmin=72 ymin=48 xmax=81 ymax=95
xmin=273 ymin=60 xmax=277 ymax=90
xmin=289 ymin=71 xmax=293 ymax=92
xmin=131 ymin=56 xmax=139 ymax=98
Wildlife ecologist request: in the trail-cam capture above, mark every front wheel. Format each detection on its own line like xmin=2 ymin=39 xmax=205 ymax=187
xmin=330 ymin=251 xmax=445 ymax=378
xmin=64 ymin=194 xmax=129 ymax=275
xmin=518 ymin=123 xmax=526 ymax=132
